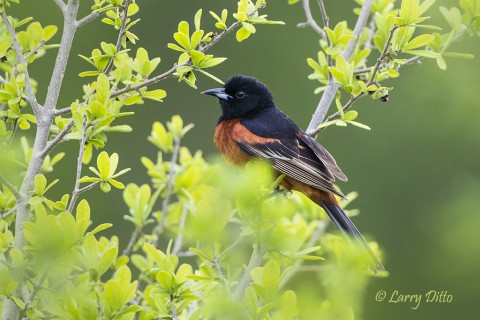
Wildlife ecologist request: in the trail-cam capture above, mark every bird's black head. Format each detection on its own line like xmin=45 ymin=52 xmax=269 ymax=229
xmin=202 ymin=75 xmax=275 ymax=120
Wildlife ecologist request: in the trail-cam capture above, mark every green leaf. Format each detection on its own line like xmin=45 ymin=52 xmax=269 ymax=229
xmin=236 ymin=27 xmax=251 ymax=42
xmin=87 ymin=223 xmax=113 ymax=237
xmin=403 ymin=49 xmax=440 ymax=58
xmin=403 ymin=34 xmax=435 ymax=50
xmin=343 ymin=110 xmax=358 ymax=121
xmin=97 ymin=151 xmax=111 ymax=179
xmin=194 ymin=9 xmax=202 ymax=31
xmin=34 ymin=174 xmax=47 ymax=195
xmin=43 ymin=25 xmax=57 ymax=41
xmin=347 ymin=120 xmax=371 ymax=130
xmin=144 ymin=89 xmax=167 ymax=101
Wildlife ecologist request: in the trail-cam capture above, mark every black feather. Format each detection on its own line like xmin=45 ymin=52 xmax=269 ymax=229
xmin=321 ymin=202 xmax=384 ymax=272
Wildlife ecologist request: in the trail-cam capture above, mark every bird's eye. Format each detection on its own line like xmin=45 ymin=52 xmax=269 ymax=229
xmin=235 ymin=91 xmax=246 ymax=99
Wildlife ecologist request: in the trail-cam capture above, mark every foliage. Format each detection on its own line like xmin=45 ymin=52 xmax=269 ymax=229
xmin=300 ymin=0 xmax=479 ymax=132
xmin=0 ymin=0 xmax=476 ymax=319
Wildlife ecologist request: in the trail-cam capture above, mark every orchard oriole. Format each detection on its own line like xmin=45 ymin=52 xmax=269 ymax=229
xmin=202 ymin=75 xmax=383 ymax=271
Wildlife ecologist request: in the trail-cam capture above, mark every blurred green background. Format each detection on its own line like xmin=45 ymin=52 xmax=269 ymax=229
xmin=10 ymin=0 xmax=480 ymax=319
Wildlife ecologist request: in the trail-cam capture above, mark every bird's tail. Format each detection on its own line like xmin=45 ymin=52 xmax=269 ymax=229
xmin=320 ymin=200 xmax=385 ymax=272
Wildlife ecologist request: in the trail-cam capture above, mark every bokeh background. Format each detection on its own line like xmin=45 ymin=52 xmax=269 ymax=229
xmin=10 ymin=0 xmax=480 ymax=319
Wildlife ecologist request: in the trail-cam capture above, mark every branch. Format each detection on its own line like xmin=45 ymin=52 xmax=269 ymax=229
xmin=171 ymin=205 xmax=188 ymax=255
xmin=54 ymin=107 xmax=71 ymax=116
xmin=219 ymin=237 xmax=242 ymax=259
xmin=316 ymin=0 xmax=329 ymax=29
xmin=343 ymin=0 xmax=374 ymax=60
xmin=122 ymin=227 xmax=141 ymax=257
xmin=17 ymin=268 xmax=49 ymax=319
xmin=233 ymin=245 xmax=265 ymax=299
xmin=0 ymin=207 xmax=16 ymax=220
xmin=0 ymin=173 xmax=19 ymax=198
xmin=1 ymin=11 xmax=42 ymax=116
xmin=212 ymin=249 xmax=225 ymax=284
xmin=44 ymin=0 xmax=80 ymax=110
xmin=67 ymin=116 xmax=88 ymax=212
xmin=298 ymin=0 xmax=327 ymax=39
xmin=77 ymin=181 xmax=99 ymax=193
xmin=150 ymin=136 xmax=181 ymax=247
xmin=76 ymin=11 xmax=101 ymax=28
xmin=25 ymin=41 xmax=45 ymax=60
xmin=103 ymin=0 xmax=131 ymax=74
xmin=41 ymin=119 xmax=75 ymax=156
xmin=306 ymin=0 xmax=373 ymax=135
xmin=53 ymin=0 xmax=66 ymax=12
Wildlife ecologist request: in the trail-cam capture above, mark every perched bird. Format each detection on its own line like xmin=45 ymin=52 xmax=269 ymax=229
xmin=202 ymin=75 xmax=383 ymax=271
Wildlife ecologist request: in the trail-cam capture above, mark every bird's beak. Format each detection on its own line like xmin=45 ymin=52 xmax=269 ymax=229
xmin=201 ymin=88 xmax=232 ymax=101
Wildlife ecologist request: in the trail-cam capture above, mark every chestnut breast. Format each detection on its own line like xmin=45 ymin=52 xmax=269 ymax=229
xmin=214 ymin=119 xmax=279 ymax=166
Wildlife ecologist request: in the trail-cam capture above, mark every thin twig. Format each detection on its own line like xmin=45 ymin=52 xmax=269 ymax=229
xmin=0 ymin=173 xmax=19 ymax=198
xmin=0 ymin=207 xmax=16 ymax=219
xmin=25 ymin=41 xmax=45 ymax=60
xmin=316 ymin=0 xmax=329 ymax=29
xmin=298 ymin=0 xmax=327 ymax=39
xmin=233 ymin=245 xmax=265 ymax=299
xmin=306 ymin=0 xmax=373 ymax=135
xmin=54 ymin=107 xmax=71 ymax=116
xmin=122 ymin=228 xmax=141 ymax=256
xmin=1 ymin=10 xmax=42 ymax=116
xmin=171 ymin=205 xmax=188 ymax=255
xmin=41 ymin=119 xmax=75 ymax=156
xmin=150 ymin=136 xmax=181 ymax=247
xmin=218 ymin=237 xmax=242 ymax=259
xmin=67 ymin=116 xmax=88 ymax=212
xmin=76 ymin=11 xmax=101 ymax=28
xmin=77 ymin=181 xmax=99 ymax=193
xmin=53 ymin=0 xmax=66 ymax=12
xmin=17 ymin=268 xmax=49 ymax=320
xmin=212 ymin=249 xmax=224 ymax=282
xmin=103 ymin=0 xmax=131 ymax=75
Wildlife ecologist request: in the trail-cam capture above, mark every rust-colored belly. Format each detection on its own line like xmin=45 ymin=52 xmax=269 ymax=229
xmin=214 ymin=119 xmax=252 ymax=166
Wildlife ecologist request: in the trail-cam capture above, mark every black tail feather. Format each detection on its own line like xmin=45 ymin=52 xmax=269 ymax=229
xmin=321 ymin=202 xmax=384 ymax=272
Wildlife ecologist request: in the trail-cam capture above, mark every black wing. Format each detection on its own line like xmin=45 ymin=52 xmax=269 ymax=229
xmin=237 ymin=135 xmax=346 ymax=198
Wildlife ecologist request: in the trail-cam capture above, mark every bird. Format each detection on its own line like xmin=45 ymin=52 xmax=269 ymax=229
xmin=202 ymin=75 xmax=384 ymax=272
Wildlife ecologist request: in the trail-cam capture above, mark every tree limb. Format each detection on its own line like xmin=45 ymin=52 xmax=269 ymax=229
xmin=53 ymin=0 xmax=66 ymax=12
xmin=44 ymin=0 xmax=80 ymax=110
xmin=1 ymin=2 xmax=81 ymax=319
xmin=306 ymin=0 xmax=373 ymax=135
xmin=298 ymin=0 xmax=327 ymax=39
xmin=171 ymin=205 xmax=188 ymax=255
xmin=76 ymin=11 xmax=102 ymax=28
xmin=233 ymin=245 xmax=265 ymax=299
